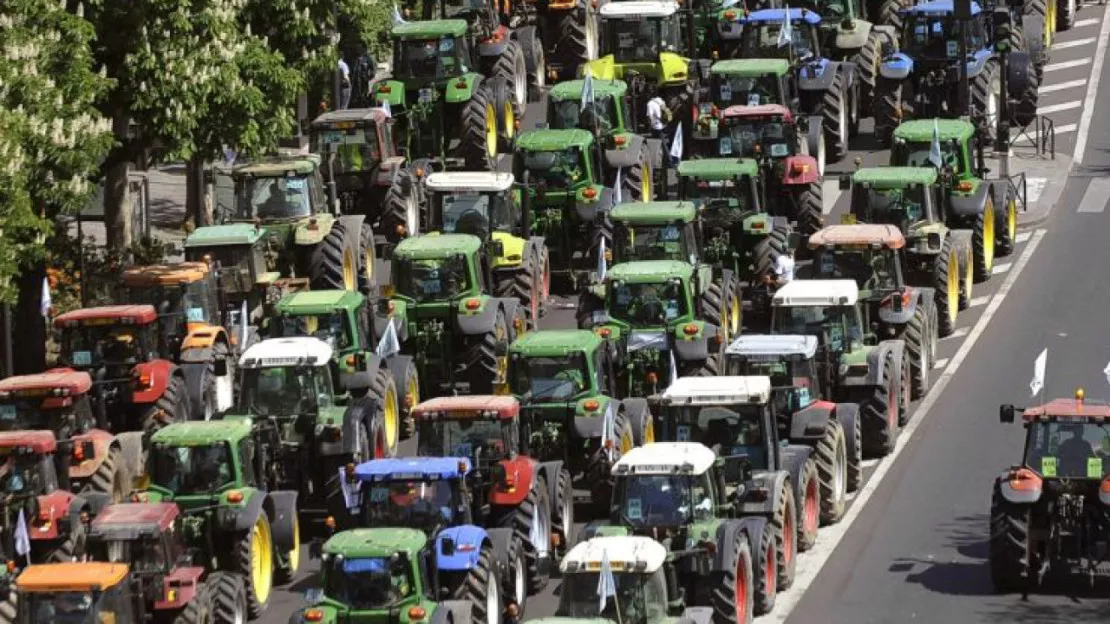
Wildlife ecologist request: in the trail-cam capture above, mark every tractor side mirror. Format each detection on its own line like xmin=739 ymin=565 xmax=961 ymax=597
xmin=1000 ymin=404 xmax=1017 ymax=423
xmin=340 ymin=371 xmax=374 ymax=392
xmin=927 ymin=232 xmax=942 ymax=250
xmin=213 ymin=358 xmax=228 ymax=377
xmin=486 ymin=240 xmax=505 ymax=257
xmin=796 ymin=116 xmax=809 ymax=133
xmin=839 ymin=174 xmax=852 ymax=190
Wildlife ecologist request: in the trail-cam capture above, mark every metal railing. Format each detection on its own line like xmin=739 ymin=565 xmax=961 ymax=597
xmin=1009 ymin=171 xmax=1029 ymax=213
xmin=1008 ymin=115 xmax=1056 ymax=158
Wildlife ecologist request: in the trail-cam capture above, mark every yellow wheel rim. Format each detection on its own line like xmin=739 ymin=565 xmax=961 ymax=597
xmin=494 ymin=321 xmax=509 ymax=394
xmin=964 ymin=247 xmax=974 ymax=301
xmin=287 ymin=516 xmax=300 ymax=574
xmin=1007 ymin=199 xmax=1017 ymax=242
xmin=485 ymin=103 xmax=498 ymax=159
xmin=983 ymin=202 xmax=995 ymax=270
xmin=383 ymin=381 xmax=399 ymax=452
xmin=621 ymin=430 xmax=633 ymax=454
xmin=406 ymin=372 xmax=420 ymax=414
xmin=1045 ymin=6 xmax=1054 ymax=45
xmin=729 ymin=293 xmax=741 ymax=337
xmin=645 ymin=418 xmax=655 ymax=444
xmin=364 ymin=248 xmax=374 ymax=285
xmin=947 ymin=251 xmax=958 ymax=323
xmin=343 ymin=249 xmax=356 ymax=291
xmin=642 ymin=164 xmax=652 ymax=201
xmin=251 ymin=516 xmax=273 ymax=605
xmin=504 ymin=102 xmax=515 ymax=141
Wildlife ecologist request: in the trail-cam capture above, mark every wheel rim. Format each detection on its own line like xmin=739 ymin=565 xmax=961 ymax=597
xmin=561 ymin=490 xmax=572 ymax=545
xmin=641 ymin=164 xmax=652 ymax=200
xmin=805 ymin=478 xmax=819 ymax=533
xmin=288 ymin=516 xmax=301 ymax=574
xmin=621 ymin=429 xmax=633 ymax=455
xmin=834 ymin=436 xmax=847 ymax=505
xmin=342 ymin=249 xmax=356 ymax=290
xmin=586 ymin=13 xmax=598 ymax=60
xmin=531 ymin=505 xmax=551 ymax=559
xmin=839 ymin=92 xmax=848 ymax=142
xmin=988 ymin=76 xmax=999 ymax=123
xmin=964 ymin=247 xmax=973 ymax=302
xmin=504 ymin=101 xmax=515 ymax=142
xmin=485 ymin=103 xmax=498 ymax=159
xmin=783 ymin=500 xmax=794 ymax=565
xmin=817 ymin=134 xmax=827 ymax=177
xmin=888 ymin=380 xmax=897 ymax=427
xmin=405 ymin=194 xmax=419 ymax=238
xmin=535 ymin=47 xmax=547 ymax=89
xmin=735 ymin=549 xmax=749 ymax=621
xmin=383 ymin=382 xmax=399 ymax=451
xmin=364 ymin=245 xmax=375 ymax=284
xmin=1007 ymin=199 xmax=1017 ymax=242
xmin=946 ymin=251 xmax=958 ymax=322
xmin=514 ymin=53 xmax=527 ymax=108
xmin=375 ymin=424 xmax=386 ymax=459
xmin=514 ymin=553 xmax=527 ymax=605
xmin=250 ymin=517 xmax=273 ymax=605
xmin=487 ymin=569 xmax=501 ymax=624
xmin=406 ymin=370 xmax=420 ymax=415
xmin=764 ymin=536 xmax=776 ymax=599
xmin=983 ymin=201 xmax=995 ymax=269
xmin=644 ymin=417 xmax=655 ymax=444
xmin=729 ymin=292 xmax=741 ymax=337
xmin=542 ymin=255 xmax=551 ymax=299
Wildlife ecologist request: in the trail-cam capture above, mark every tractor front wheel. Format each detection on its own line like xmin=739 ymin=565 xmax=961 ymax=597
xmin=366 ymin=368 xmax=399 ymax=457
xmin=388 ymin=356 xmax=420 ymax=440
xmin=275 ymin=514 xmax=300 ymax=584
xmin=873 ymin=78 xmax=904 ymax=146
xmin=698 ymin=275 xmax=735 ymax=342
xmin=620 ymin=141 xmax=653 ymax=202
xmin=553 ymin=468 xmax=574 ymax=557
xmin=861 ymin=352 xmax=901 ymax=457
xmin=904 ymin=300 xmax=933 ymax=400
xmin=934 ymin=237 xmax=961 ymax=337
xmin=973 ymin=200 xmax=996 ymax=282
xmin=492 ymin=41 xmax=528 ymax=117
xmin=797 ymin=458 xmax=821 ymax=552
xmin=971 ymin=61 xmax=1002 ymax=144
xmin=234 ymin=513 xmax=274 ymax=618
xmin=814 ymin=418 xmax=848 ymax=525
xmin=140 ymin=373 xmax=187 ymax=437
xmin=793 ymin=182 xmax=824 ymax=238
xmin=755 ymin=521 xmax=778 ymax=616
xmin=853 ymin=29 xmax=895 ymax=117
xmin=82 ymin=444 xmax=131 ymax=504
xmin=504 ymin=475 xmax=552 ymax=595
xmin=452 ymin=544 xmax=502 ymax=624
xmin=711 ymin=527 xmax=754 ymax=624
xmin=382 ymin=169 xmax=420 ymax=244
xmin=998 ymin=194 xmax=1019 ymax=257
xmin=773 ymin=478 xmax=798 ymax=590
xmin=358 ymin=222 xmax=378 ymax=294
xmin=308 ymin=220 xmax=360 ymax=292
xmin=589 ymin=408 xmax=635 ymax=516
xmin=494 ymin=245 xmax=541 ymax=329
xmin=821 ymin=71 xmax=850 ymax=160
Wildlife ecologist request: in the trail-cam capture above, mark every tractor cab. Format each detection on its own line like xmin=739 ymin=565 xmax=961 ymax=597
xmin=611 ymin=202 xmax=699 ymax=265
xmin=807 ymin=224 xmax=908 ymax=303
xmin=425 ymin=172 xmax=524 ymax=244
xmin=554 ymin=536 xmax=672 ymax=622
xmin=310 ymin=108 xmax=404 ymax=214
xmin=716 ymin=105 xmax=805 ymax=163
xmin=352 ymin=458 xmax=477 ymax=535
xmin=54 ymin=306 xmax=163 ymax=374
xmin=236 ymin=337 xmax=341 ymax=420
xmin=1000 ymin=392 xmax=1110 ymax=484
xmin=0 ymin=371 xmax=97 ymax=438
xmin=120 ymin=262 xmax=222 ymax=351
xmin=514 ymin=130 xmax=606 ymax=204
xmin=771 ymin=279 xmax=868 ymax=392
xmin=88 ymin=503 xmax=183 ymax=575
xmin=142 ymin=419 xmax=254 ymax=506
xmin=0 ymin=431 xmax=71 ymax=497
xmin=890 ymin=119 xmax=976 ymax=179
xmin=595 ymin=1 xmax=688 ymax=68
xmin=413 ymin=396 xmax=520 ymax=471
xmin=601 ymin=261 xmax=697 ymax=331
xmin=842 ymin=166 xmax=946 ymax=230
xmin=210 ymin=153 xmax=333 ymax=225
xmin=897 ymin=2 xmax=988 ymax=65
xmin=387 ymin=234 xmax=489 ymax=305
xmin=734 ymin=9 xmax=824 ymax=67
xmin=509 ymin=331 xmax=618 ymax=408
xmin=267 ymin=292 xmax=377 ymax=375
xmin=725 ymin=334 xmax=822 ymax=425
xmin=547 ymin=79 xmax=634 ymax=144
xmin=389 ymin=21 xmax=472 ymax=85
xmin=696 ymin=59 xmax=798 ymax=142
xmin=15 ymin=562 xmax=135 ymax=624
xmin=674 ymin=158 xmax=763 ymax=214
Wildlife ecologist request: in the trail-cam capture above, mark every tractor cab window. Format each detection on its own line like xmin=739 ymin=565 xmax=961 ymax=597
xmin=0 ymin=397 xmax=59 ymax=433
xmin=712 ymin=73 xmax=782 ymax=108
xmin=24 ymin=586 xmax=131 ymax=624
xmin=0 ymin=451 xmax=46 ymax=495
xmin=417 ymin=417 xmax=508 ymax=463
xmin=614 ymin=472 xmax=714 ymax=527
xmin=1024 ymin=421 xmax=1110 ymax=479
xmin=94 ymin=535 xmax=167 ymax=573
xmin=682 ymin=177 xmax=756 ymax=215
xmin=322 ymin=555 xmax=415 ymax=610
xmin=608 ymin=279 xmax=687 ymax=327
xmin=395 ymin=255 xmax=470 ymax=302
xmin=772 ymin=305 xmax=862 ymax=352
xmin=855 ymin=184 xmax=927 ymax=226
xmin=720 ymin=118 xmax=793 ymax=159
xmin=185 ymin=245 xmax=259 ymax=296
xmin=891 ymin=139 xmax=965 ymax=174
xmin=614 ymin=223 xmax=691 ymax=263
xmin=59 ymin=323 xmax=152 ymax=368
xmin=903 ymin=14 xmax=977 ymax=59
xmin=272 ymin=312 xmax=351 ymax=351
xmin=510 ymin=352 xmax=591 ymax=401
xmin=521 ymin=148 xmax=587 ymax=189
xmin=558 ymin=568 xmax=668 ymax=622
xmin=150 ymin=442 xmax=235 ymax=495
xmin=395 ymin=36 xmax=467 ymax=80
xmin=364 ymin=479 xmax=461 ymax=530
xmin=126 ymin=280 xmax=215 ymax=332
xmin=438 ymin=192 xmax=514 ymax=237
xmin=435 ymin=0 xmax=488 ymax=19
xmin=238 ymin=366 xmax=326 ymax=417
xmin=551 ymin=99 xmax=615 ymax=135
xmin=316 ymin=124 xmax=381 ymax=176
xmin=812 ymin=248 xmax=897 ymax=293
xmin=740 ymin=21 xmax=817 ymax=61
xmin=606 ymin=16 xmax=681 ymax=63
xmin=236 ymin=175 xmax=313 ymax=221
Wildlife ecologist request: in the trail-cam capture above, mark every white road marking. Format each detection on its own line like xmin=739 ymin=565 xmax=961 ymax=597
xmin=1038 ymin=100 xmax=1082 ymax=115
xmin=1050 ymin=123 xmax=1078 ymax=135
xmin=942 ymin=327 xmax=970 ymax=340
xmin=766 ymin=229 xmax=1048 ymax=623
xmin=1052 ymin=37 xmax=1097 ymax=50
xmin=1073 ymin=3 xmax=1110 ymax=164
xmin=1024 ymin=178 xmax=1047 ymax=205
xmin=1076 ymin=178 xmax=1110 ymax=213
xmin=993 ymin=262 xmax=1013 ymax=274
xmin=822 ymin=180 xmax=842 ymax=215
xmin=1016 ymin=231 xmax=1032 ymax=244
xmin=970 ymin=295 xmax=991 ymax=307
xmin=1045 ymin=58 xmax=1091 ymax=72
xmin=1039 ymin=78 xmax=1087 ymax=94
xmin=862 ymin=459 xmax=879 ymax=468
xmin=933 ymin=358 xmax=949 ymax=369
xmin=1074 ymin=18 xmax=1101 ymax=27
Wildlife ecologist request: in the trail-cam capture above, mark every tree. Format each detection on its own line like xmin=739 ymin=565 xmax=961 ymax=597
xmin=0 ymin=0 xmax=114 ymax=371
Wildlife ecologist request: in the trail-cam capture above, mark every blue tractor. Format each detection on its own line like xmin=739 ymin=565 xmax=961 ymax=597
xmin=872 ymin=0 xmax=1039 ymax=144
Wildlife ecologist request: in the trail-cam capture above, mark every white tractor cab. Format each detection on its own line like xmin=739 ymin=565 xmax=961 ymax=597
xmin=236 ymin=337 xmax=338 ymax=418
xmin=551 ymin=536 xmax=714 ymax=623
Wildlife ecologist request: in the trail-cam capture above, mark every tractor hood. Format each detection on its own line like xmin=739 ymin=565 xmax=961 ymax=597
xmin=582 ymin=52 xmax=690 ymax=87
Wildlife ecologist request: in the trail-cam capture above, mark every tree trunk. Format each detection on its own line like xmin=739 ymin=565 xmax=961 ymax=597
xmin=13 ymin=263 xmax=47 ymax=375
xmin=103 ymin=112 xmax=133 ymax=252
xmin=186 ymin=155 xmax=210 ymax=227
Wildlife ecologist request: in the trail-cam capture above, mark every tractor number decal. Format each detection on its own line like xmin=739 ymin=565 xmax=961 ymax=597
xmin=627 ymin=498 xmax=643 ymax=520
xmin=287 ymin=179 xmax=306 ymax=190
xmin=720 ymin=136 xmax=733 ymax=155
xmin=0 ymin=405 xmax=14 ymax=421
xmin=748 ymin=93 xmax=761 ymax=107
xmin=1041 ymin=456 xmax=1057 ymax=477
xmin=946 ymin=41 xmax=958 ymax=58
xmin=186 ymin=307 xmax=205 ymax=322
xmin=1088 ymin=457 xmax=1103 ymax=479
xmin=370 ymin=486 xmax=389 ymax=503
xmin=720 ymin=84 xmax=732 ymax=101
xmin=73 ymin=350 xmax=93 ymax=366
xmin=677 ymin=425 xmax=691 ymax=442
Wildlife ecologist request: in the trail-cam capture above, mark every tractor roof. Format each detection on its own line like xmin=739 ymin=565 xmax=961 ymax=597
xmin=0 ymin=370 xmax=92 ymax=397
xmin=355 ymin=457 xmax=472 ymax=483
xmin=852 ymin=166 xmax=938 ymax=188
xmin=600 ymin=1 xmax=679 ymax=18
xmin=562 ymin=536 xmax=667 ymax=575
xmin=184 ymin=224 xmax=267 ymax=248
xmin=893 ymin=118 xmax=975 ymax=143
xmin=323 ymin=528 xmax=428 ymax=559
xmin=425 ymin=171 xmax=515 ymax=193
xmin=510 ymin=329 xmax=604 ymax=356
xmin=90 ymin=503 xmax=179 ymax=541
xmin=676 ymin=157 xmax=759 ymax=180
xmin=611 ymin=201 xmax=697 ymax=224
xmin=150 ymin=418 xmax=253 ymax=447
xmin=229 ymin=153 xmax=320 ymax=178
xmin=394 ymin=233 xmax=482 ymax=259
xmin=659 ymin=375 xmax=771 ymax=405
xmin=726 ymin=334 xmax=818 ymax=360
xmin=710 ymin=58 xmax=791 ymax=77
xmin=548 ymin=79 xmax=628 ymax=101
xmin=1020 ymin=394 xmax=1110 ymax=423
xmin=239 ymin=337 xmax=333 ymax=369
xmin=904 ymin=0 xmax=982 ymax=15
xmin=391 ymin=19 xmax=469 ymax=40
xmin=515 ymin=128 xmax=595 ymax=152
xmin=121 ymin=262 xmax=210 ymax=287
xmin=613 ymin=442 xmax=717 ymax=476
xmin=745 ymin=7 xmax=822 ymax=23
xmin=275 ymin=289 xmax=365 ymax=315
xmin=413 ymin=395 xmax=519 ymax=421
xmin=54 ymin=305 xmax=158 ymax=327
xmin=0 ymin=430 xmax=57 ymax=454
xmin=608 ymin=260 xmax=692 ymax=283
xmin=16 ymin=563 xmax=130 ymax=593
xmin=808 ymin=224 xmax=906 ymax=249
xmin=312 ymin=108 xmax=391 ymax=126
xmin=772 ymin=279 xmax=859 ymax=307
xmin=721 ymin=103 xmax=793 ymax=122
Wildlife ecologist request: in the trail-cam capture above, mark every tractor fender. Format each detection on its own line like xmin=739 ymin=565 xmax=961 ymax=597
xmin=374 ymin=156 xmax=409 ymax=189
xmin=798 ymin=59 xmax=838 ymax=93
xmin=965 ymin=50 xmax=992 ymax=79
xmin=336 ymin=214 xmax=367 ymax=237
xmin=996 ymin=473 xmax=1041 ymax=505
xmin=604 ymin=133 xmax=646 ymax=169
xmin=742 ymin=469 xmax=789 ymax=517
xmin=781 ymin=154 xmax=821 ymax=185
xmin=577 ymin=187 xmax=615 ymax=222
xmin=712 ymin=518 xmax=756 ymax=573
xmin=673 ymin=323 xmax=719 ymax=362
xmin=436 ymin=525 xmax=492 ymax=571
xmin=1022 ymin=15 xmax=1045 ymax=60
xmin=872 ymin=24 xmax=898 ymax=38
xmin=832 ymin=403 xmax=861 ymax=468
xmin=131 ymin=359 xmax=180 ymax=405
xmin=224 ymin=489 xmax=267 ymax=533
xmin=375 ymin=79 xmax=406 ymax=108
xmin=478 ymin=31 xmax=511 ymax=58
xmin=31 ymin=490 xmax=80 ymax=541
xmin=677 ymin=607 xmax=716 ymax=624
xmin=879 ymin=53 xmax=913 ymax=81
xmin=68 ymin=429 xmax=117 ymax=481
xmin=338 ymin=396 xmax=378 ymax=456
xmin=453 ymin=299 xmax=503 ymax=336
xmin=877 ymin=286 xmax=932 ymax=325
xmin=265 ymin=490 xmax=300 ymax=551
xmin=491 ymin=233 xmax=529 ymax=271
xmin=780 ymin=445 xmax=813 ymax=514
xmin=81 ymin=491 xmax=112 ymax=517
xmin=489 ymin=456 xmax=538 ymax=506
xmin=861 ymin=340 xmax=906 ymax=388
xmin=483 ymin=526 xmax=517 ymax=575
xmin=181 ymin=326 xmax=228 ymax=352
xmin=1006 ymin=52 xmax=1034 ymax=98
xmin=179 ymin=346 xmax=214 ymax=365
xmin=573 ymin=413 xmax=607 ymax=440
xmin=446 ymin=73 xmax=484 ymax=104
xmin=834 ymin=20 xmax=872 ymax=52
xmin=155 ymin=566 xmax=205 ymax=610
xmin=789 ymin=400 xmax=837 ymax=443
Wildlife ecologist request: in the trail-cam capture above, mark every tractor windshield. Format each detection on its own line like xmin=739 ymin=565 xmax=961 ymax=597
xmin=799 ymin=0 xmax=848 ymax=17
xmin=711 ymin=74 xmax=783 ymax=108
xmin=551 ymin=100 xmax=616 ymax=135
xmin=234 ymin=175 xmax=314 ymax=221
xmin=417 ymin=418 xmax=508 ymax=463
xmin=659 ymin=404 xmax=767 ymax=465
xmin=681 ymin=177 xmax=756 ymax=214
xmin=322 ymin=555 xmax=416 ymax=610
xmin=394 ymin=255 xmax=470 ymax=302
xmin=854 ymin=185 xmax=928 ymax=226
xmin=557 ymin=568 xmax=668 ymax=620
xmin=811 ymin=248 xmax=898 ymax=293
xmin=238 ymin=366 xmax=332 ymax=416
xmin=510 ymin=353 xmax=591 ymax=402
xmin=608 ymin=280 xmax=687 ymax=328
xmin=23 ymin=585 xmax=130 ymax=624
xmin=613 ymin=223 xmax=690 ymax=263
xmin=902 ymin=14 xmax=986 ymax=60
xmin=739 ymin=21 xmax=816 ymax=61
xmin=394 ymin=36 xmax=466 ymax=80
xmin=719 ymin=118 xmax=794 ymax=159
xmin=149 ymin=442 xmax=235 ymax=495
xmin=58 ymin=323 xmax=153 ymax=369
xmin=125 ymin=280 xmax=215 ymax=330
xmin=0 ymin=394 xmax=84 ymax=434
xmin=891 ymin=139 xmax=966 ymax=175
xmin=605 ymin=17 xmax=682 ymax=63
xmin=0 ymin=453 xmax=46 ymax=496
xmin=363 ymin=479 xmax=460 ymax=531
xmin=1023 ymin=421 xmax=1110 ymax=479
xmin=315 ymin=124 xmax=381 ymax=176
xmin=520 ymin=148 xmax=587 ymax=190
xmin=271 ymin=312 xmax=353 ymax=351
xmin=437 ymin=192 xmax=515 ymax=237
xmin=772 ymin=305 xmax=863 ymax=353
xmin=613 ymin=473 xmax=713 ymax=527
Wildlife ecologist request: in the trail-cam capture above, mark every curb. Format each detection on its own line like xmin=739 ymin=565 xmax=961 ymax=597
xmin=1014 ymin=153 xmax=1073 ymax=231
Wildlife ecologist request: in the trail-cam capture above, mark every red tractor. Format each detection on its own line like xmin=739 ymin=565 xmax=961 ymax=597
xmin=53 ymin=305 xmax=190 ymax=437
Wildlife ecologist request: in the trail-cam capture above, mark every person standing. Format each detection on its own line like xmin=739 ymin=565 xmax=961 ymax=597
xmin=338 ymin=57 xmax=352 ymax=110
xmin=646 ymin=95 xmax=669 ymax=141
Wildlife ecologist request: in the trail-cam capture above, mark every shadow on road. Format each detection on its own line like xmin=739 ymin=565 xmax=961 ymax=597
xmin=888 ymin=514 xmax=995 ymax=597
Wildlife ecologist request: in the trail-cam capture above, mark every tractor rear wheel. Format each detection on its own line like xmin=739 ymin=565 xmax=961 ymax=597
xmin=971 ymin=61 xmax=1002 ymax=144
xmin=590 ymin=409 xmax=634 ymax=516
xmin=619 ymin=141 xmax=653 ymax=202
xmin=853 ymin=29 xmax=895 ymax=117
xmin=387 ymin=356 xmax=420 ymax=440
xmin=1024 ymin=0 xmax=1052 ymax=47
xmin=550 ymin=7 xmax=597 ymax=73
xmin=934 ymin=237 xmax=960 ymax=337
xmin=452 ymin=544 xmax=502 ymax=624
xmin=82 ymin=444 xmax=131 ymax=503
xmin=275 ymin=514 xmax=300 ymax=584
xmin=754 ymin=520 xmax=777 ymax=616
xmin=997 ymin=193 xmax=1019 ymax=257
xmin=365 ymin=368 xmax=399 ymax=456
xmin=172 ymin=576 xmax=215 ymax=624
xmin=494 ymin=245 xmax=541 ymax=329
xmin=140 ymin=373 xmax=187 ymax=437
xmin=489 ymin=77 xmax=519 ymax=152
xmin=711 ymin=526 xmax=754 ymax=624
xmin=518 ymin=27 xmax=545 ymax=101
xmin=873 ymin=79 xmax=904 ymax=146
xmin=752 ymin=224 xmax=791 ymax=280
xmin=989 ymin=483 xmax=1034 ymax=591
xmin=47 ymin=521 xmax=86 ymax=563
xmin=382 ymin=169 xmax=420 ymax=244
xmin=861 ymin=352 xmax=900 ymax=457
xmin=815 ymin=418 xmax=848 ymax=526
xmin=960 ymin=240 xmax=974 ymax=309
xmin=308 ymin=220 xmax=360 ymax=292
xmin=1057 ymin=0 xmax=1075 ymax=30
xmin=839 ymin=404 xmax=864 ymax=493
xmin=358 ymin=222 xmax=377 ymax=294
xmin=467 ymin=308 xmax=510 ymax=394
xmin=623 ymin=398 xmax=655 ymax=446
xmin=875 ymin=0 xmax=906 ymax=30
xmin=493 ymin=41 xmax=528 ymax=118
xmin=459 ymin=82 xmax=500 ymax=170
xmin=973 ymin=199 xmax=996 ymax=282
xmin=553 ymin=468 xmax=574 ymax=557
xmin=797 ymin=458 xmax=820 ymax=552
xmin=699 ymin=275 xmax=733 ymax=342
xmin=233 ymin=513 xmax=274 ymax=618
xmin=773 ymin=478 xmax=798 ymax=590
xmin=210 ymin=572 xmax=249 ymax=624
xmin=503 ymin=475 xmax=552 ymax=595
xmin=821 ymin=72 xmax=850 ymax=160
xmin=0 ymin=594 xmax=15 ymax=624
xmin=904 ymin=301 xmax=932 ymax=401
xmin=793 ymin=182 xmax=824 ymax=238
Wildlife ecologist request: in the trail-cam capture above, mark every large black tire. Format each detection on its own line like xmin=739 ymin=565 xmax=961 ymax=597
xmin=797 ymin=459 xmax=820 ymax=552
xmin=839 ymin=404 xmax=864 ymax=493
xmin=853 ymin=29 xmax=894 ymax=117
xmin=501 ymin=535 xmax=528 ymax=614
xmin=904 ymin=301 xmax=932 ymax=401
xmin=452 ymin=544 xmax=502 ymax=624
xmin=494 ymin=245 xmax=541 ymax=328
xmin=502 ymin=476 xmax=552 ymax=595
xmin=970 ymin=61 xmax=1001 ymax=144
xmin=210 ymin=572 xmax=249 ymax=624
xmin=493 ymin=40 xmax=528 ymax=115
xmin=997 ymin=192 xmax=1019 ymax=257
xmin=873 ymin=78 xmax=904 ymax=146
xmin=972 ymin=199 xmax=996 ymax=283
xmin=752 ymin=224 xmax=791 ymax=279
xmin=624 ymin=399 xmax=655 ymax=446
xmin=814 ymin=418 xmax=848 ymax=525
xmin=489 ymin=77 xmax=519 ymax=152
xmin=934 ymin=238 xmax=961 ymax=337
xmin=1057 ymin=0 xmax=1075 ymax=30
xmin=620 ymin=142 xmax=652 ymax=202
xmin=553 ymin=468 xmax=574 ymax=558
xmin=518 ymin=27 xmax=546 ymax=101
xmin=861 ymin=353 xmax=900 ymax=457
xmin=309 ymin=220 xmax=359 ymax=291
xmin=367 ymin=367 xmax=400 ymax=457
xmin=81 ymin=444 xmax=130 ymax=503
xmin=467 ymin=308 xmax=510 ymax=394
xmin=550 ymin=8 xmax=597 ymax=75
xmin=1024 ymin=0 xmax=1052 ymax=51
xmin=754 ymin=521 xmax=778 ymax=616
xmin=589 ymin=409 xmax=635 ymax=516
xmin=793 ymin=182 xmax=824 ymax=238
xmin=459 ymin=82 xmax=500 ymax=170
xmin=46 ymin=522 xmax=85 ymax=563
xmin=874 ymin=0 xmax=905 ymax=30
xmin=275 ymin=514 xmax=300 ymax=584
xmin=711 ymin=527 xmax=755 ymax=624
xmin=382 ymin=169 xmax=419 ymax=244
xmin=989 ymin=483 xmax=1033 ymax=591
xmin=0 ymin=594 xmax=14 ymax=624
xmin=698 ymin=275 xmax=733 ymax=342
xmin=773 ymin=479 xmax=798 ymax=590
xmin=141 ymin=373 xmax=187 ymax=436
xmin=821 ymin=72 xmax=850 ymax=160
xmin=172 ymin=576 xmax=215 ymax=624
xmin=959 ymin=240 xmax=974 ymax=310
xmin=232 ymin=513 xmax=273 ymax=618
xmin=391 ymin=356 xmax=420 ymax=440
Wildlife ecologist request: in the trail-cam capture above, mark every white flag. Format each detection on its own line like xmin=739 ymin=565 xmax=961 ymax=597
xmin=14 ymin=509 xmax=30 ymax=563
xmin=1030 ymin=348 xmax=1047 ymax=398
xmin=40 ymin=276 xmax=51 ymax=318
xmin=597 ymin=237 xmax=607 ymax=282
xmin=1103 ymin=361 xmax=1110 ymax=388
xmin=613 ymin=167 xmax=622 ymax=205
xmin=338 ymin=467 xmax=360 ymax=510
xmin=927 ymin=118 xmax=943 ymax=168
xmin=392 ymin=3 xmax=407 ymax=24
xmin=597 ymin=549 xmax=617 ymax=613
xmin=376 ymin=319 xmax=401 ymax=358
xmin=670 ymin=122 xmax=684 ymax=162
xmin=777 ymin=7 xmax=793 ymax=48
xmin=581 ymin=68 xmax=595 ymax=110
xmin=601 ymin=402 xmax=615 ymax=461
xmin=379 ymin=99 xmax=392 ymax=118
xmin=669 ymin=349 xmax=679 ymax=386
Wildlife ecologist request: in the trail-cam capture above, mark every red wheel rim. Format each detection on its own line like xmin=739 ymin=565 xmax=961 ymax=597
xmin=375 ymin=428 xmax=386 ymax=459
xmin=735 ymin=550 xmax=748 ymax=621
xmin=784 ymin=505 xmax=794 ymax=566
xmin=764 ymin=537 xmax=776 ymax=598
xmin=888 ymin=383 xmax=897 ymax=427
xmin=805 ymin=479 xmax=819 ymax=534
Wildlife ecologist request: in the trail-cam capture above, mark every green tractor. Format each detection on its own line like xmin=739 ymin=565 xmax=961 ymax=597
xmin=138 ymin=419 xmax=300 ymax=618
xmin=839 ymin=165 xmax=976 ymax=337
xmin=377 ymin=233 xmax=529 ymax=398
xmin=508 ymin=329 xmax=653 ymax=514
xmin=691 ymin=58 xmax=801 ymax=151
xmin=266 ymin=289 xmax=419 ymax=452
xmin=295 ymin=528 xmax=485 ymax=624
xmin=205 ymin=152 xmax=377 ymax=293
xmin=890 ymin=118 xmax=1020 ymax=283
